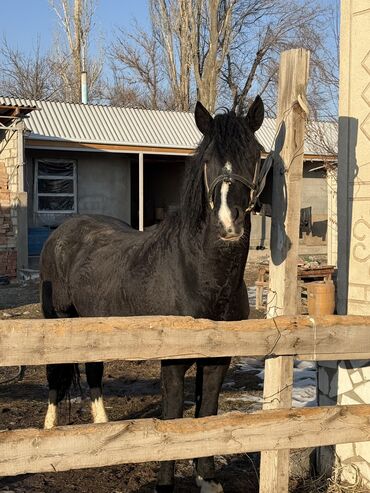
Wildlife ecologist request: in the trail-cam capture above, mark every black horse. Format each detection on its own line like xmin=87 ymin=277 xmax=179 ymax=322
xmin=40 ymin=96 xmax=270 ymax=493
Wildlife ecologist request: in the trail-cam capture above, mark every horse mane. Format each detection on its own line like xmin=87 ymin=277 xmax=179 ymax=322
xmin=180 ymin=109 xmax=257 ymax=232
xmin=133 ymin=109 xmax=259 ymax=262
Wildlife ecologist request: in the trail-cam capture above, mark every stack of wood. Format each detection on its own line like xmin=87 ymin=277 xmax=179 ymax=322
xmin=255 ymin=261 xmax=335 ymax=311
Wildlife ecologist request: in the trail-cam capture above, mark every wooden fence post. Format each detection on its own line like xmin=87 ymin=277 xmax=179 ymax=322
xmin=260 ymin=48 xmax=310 ymax=493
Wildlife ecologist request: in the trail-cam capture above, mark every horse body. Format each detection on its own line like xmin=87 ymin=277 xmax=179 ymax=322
xmin=40 ymin=96 xmax=267 ymax=493
xmin=41 ymin=213 xmax=250 ymax=319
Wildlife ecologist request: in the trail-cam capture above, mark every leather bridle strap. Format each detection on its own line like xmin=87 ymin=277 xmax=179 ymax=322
xmin=203 ymin=154 xmax=273 ymax=212
xmin=204 ymin=163 xmax=257 ymax=211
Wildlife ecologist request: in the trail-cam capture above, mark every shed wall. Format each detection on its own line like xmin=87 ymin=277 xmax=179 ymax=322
xmin=250 ymin=163 xmax=328 ymax=251
xmin=0 ymin=128 xmax=19 ymax=277
xmin=26 ymin=150 xmax=131 ymax=228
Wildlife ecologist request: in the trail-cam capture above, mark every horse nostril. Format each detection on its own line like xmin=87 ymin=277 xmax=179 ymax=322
xmin=232 ymin=206 xmax=242 ymax=222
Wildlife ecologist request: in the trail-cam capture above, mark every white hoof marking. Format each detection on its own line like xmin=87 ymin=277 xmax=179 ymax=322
xmin=44 ymin=390 xmax=58 ymax=429
xmin=90 ymin=387 xmax=108 ymax=423
xmin=196 ymin=475 xmax=224 ymax=493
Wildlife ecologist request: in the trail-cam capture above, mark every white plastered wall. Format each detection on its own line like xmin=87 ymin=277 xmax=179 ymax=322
xmin=335 ymin=0 xmax=370 ymax=485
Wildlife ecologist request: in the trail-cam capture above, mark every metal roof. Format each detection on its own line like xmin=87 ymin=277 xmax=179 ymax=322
xmin=0 ymin=97 xmax=337 ymax=155
xmin=0 ymin=97 xmax=38 ymax=109
xmin=0 ymin=97 xmax=38 ymax=127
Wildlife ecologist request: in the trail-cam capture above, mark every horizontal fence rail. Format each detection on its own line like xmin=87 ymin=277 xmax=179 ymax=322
xmin=1 ymin=315 xmax=370 ymax=366
xmin=1 ymin=405 xmax=369 ymax=477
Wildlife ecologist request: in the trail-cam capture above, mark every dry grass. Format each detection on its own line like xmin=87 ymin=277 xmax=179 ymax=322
xmin=294 ymin=466 xmax=369 ymax=493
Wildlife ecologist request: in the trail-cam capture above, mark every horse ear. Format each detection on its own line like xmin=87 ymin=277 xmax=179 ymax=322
xmin=246 ymin=95 xmax=264 ymax=132
xmin=195 ymin=101 xmax=214 ymax=135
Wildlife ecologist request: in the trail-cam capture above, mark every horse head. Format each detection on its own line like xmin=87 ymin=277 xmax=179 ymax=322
xmin=195 ymin=96 xmax=270 ymax=241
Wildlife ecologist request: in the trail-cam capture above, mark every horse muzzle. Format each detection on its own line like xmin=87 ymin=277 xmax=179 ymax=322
xmin=218 ymin=222 xmax=244 ymax=241
xmin=217 ymin=205 xmax=245 ymax=241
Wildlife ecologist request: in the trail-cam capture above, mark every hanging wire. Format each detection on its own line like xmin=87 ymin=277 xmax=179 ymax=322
xmin=0 ymin=366 xmax=25 ymax=385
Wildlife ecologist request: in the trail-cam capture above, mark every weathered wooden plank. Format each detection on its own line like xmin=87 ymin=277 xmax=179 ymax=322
xmin=0 ymin=315 xmax=370 ymax=366
xmin=262 ymin=48 xmax=311 ymax=493
xmin=0 ymin=405 xmax=369 ymax=477
xmin=260 ymin=356 xmax=293 ymax=493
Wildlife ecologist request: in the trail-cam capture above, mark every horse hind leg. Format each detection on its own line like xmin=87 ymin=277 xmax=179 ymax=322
xmin=86 ymin=362 xmax=108 ymax=423
xmin=45 ymin=363 xmax=77 ymax=428
xmin=41 ymin=280 xmax=77 ymax=429
xmin=44 ymin=389 xmax=57 ymax=429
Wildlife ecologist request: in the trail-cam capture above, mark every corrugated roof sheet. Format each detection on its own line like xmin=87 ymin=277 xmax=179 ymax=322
xmin=0 ymin=97 xmax=38 ymax=109
xmin=0 ymin=97 xmax=337 ymax=155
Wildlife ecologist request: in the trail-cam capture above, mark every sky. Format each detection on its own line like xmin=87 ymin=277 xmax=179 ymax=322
xmin=0 ymin=0 xmax=338 ymax=116
xmin=0 ymin=0 xmax=151 ymax=56
xmin=0 ymin=0 xmax=339 ymax=70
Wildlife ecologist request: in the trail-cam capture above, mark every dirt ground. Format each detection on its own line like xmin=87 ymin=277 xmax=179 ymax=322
xmin=0 ymin=265 xmax=316 ymax=493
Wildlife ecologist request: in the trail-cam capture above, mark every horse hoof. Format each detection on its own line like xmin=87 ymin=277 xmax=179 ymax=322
xmin=196 ymin=475 xmax=224 ymax=493
xmin=154 ymin=486 xmax=174 ymax=493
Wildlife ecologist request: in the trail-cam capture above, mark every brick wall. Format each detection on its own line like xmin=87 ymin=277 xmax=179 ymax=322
xmin=0 ymin=128 xmax=18 ymax=279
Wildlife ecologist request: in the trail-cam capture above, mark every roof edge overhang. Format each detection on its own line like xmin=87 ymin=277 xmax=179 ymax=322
xmin=26 ymin=137 xmax=195 ymax=155
xmin=25 ymin=137 xmax=337 ymax=161
xmin=0 ymin=105 xmax=37 ymax=127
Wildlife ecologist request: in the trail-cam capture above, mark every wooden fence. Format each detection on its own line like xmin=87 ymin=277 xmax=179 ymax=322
xmin=1 ymin=314 xmax=370 ymax=491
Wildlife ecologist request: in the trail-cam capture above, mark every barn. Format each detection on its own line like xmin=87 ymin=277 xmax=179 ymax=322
xmin=0 ymin=97 xmax=336 ymax=278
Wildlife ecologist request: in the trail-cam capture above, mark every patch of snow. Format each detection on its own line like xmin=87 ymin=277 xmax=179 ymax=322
xmin=236 ymin=358 xmax=317 ymax=408
xmin=19 ymin=269 xmax=40 ymax=281
xmin=247 ymin=287 xmax=267 ymax=308
xmin=293 ymin=361 xmax=317 ymax=407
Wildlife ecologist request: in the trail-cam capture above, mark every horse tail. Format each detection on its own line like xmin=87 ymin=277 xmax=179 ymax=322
xmin=41 ymin=280 xmax=57 ymax=319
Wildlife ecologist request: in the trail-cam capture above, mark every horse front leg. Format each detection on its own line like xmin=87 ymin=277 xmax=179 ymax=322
xmin=86 ymin=362 xmax=108 ymax=423
xmin=156 ymin=360 xmax=192 ymax=493
xmin=194 ymin=357 xmax=231 ymax=493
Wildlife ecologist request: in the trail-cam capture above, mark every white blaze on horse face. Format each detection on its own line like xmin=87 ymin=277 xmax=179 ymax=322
xmin=218 ymin=161 xmax=235 ymax=234
xmin=44 ymin=390 xmax=58 ymax=429
xmin=90 ymin=387 xmax=108 ymax=423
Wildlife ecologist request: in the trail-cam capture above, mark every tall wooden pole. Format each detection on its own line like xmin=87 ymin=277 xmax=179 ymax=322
xmin=259 ymin=48 xmax=310 ymax=493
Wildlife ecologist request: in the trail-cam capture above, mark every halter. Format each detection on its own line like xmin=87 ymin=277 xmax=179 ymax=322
xmin=204 ymin=154 xmax=273 ymax=212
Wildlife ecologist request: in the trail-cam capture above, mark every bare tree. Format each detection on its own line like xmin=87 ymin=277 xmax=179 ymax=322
xmin=308 ymin=3 xmax=339 ymax=121
xmin=113 ymin=0 xmax=238 ymax=112
xmin=49 ymin=0 xmax=103 ymax=102
xmin=188 ymin=0 xmax=238 ymax=112
xmin=220 ymin=0 xmax=328 ymax=115
xmin=112 ymin=0 xmax=330 ymax=116
xmin=104 ymin=67 xmax=149 ymax=108
xmin=0 ymin=38 xmax=59 ymax=100
xmin=110 ymin=22 xmax=164 ymax=109
xmin=149 ymin=0 xmax=238 ymax=112
xmin=304 ymin=2 xmax=339 ymax=156
xmin=149 ymin=0 xmax=193 ymax=111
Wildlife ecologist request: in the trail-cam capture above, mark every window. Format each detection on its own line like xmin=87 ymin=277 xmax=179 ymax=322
xmin=35 ymin=159 xmax=77 ymax=213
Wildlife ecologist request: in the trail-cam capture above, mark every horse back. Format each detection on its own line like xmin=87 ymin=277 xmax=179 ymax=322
xmin=39 ymin=215 xmax=140 ymax=314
